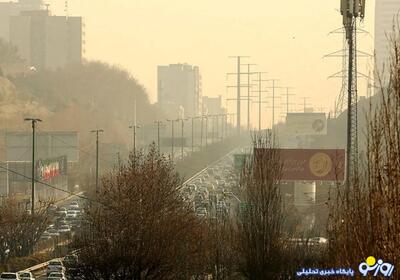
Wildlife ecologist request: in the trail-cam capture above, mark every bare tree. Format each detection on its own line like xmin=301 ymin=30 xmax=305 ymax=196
xmin=0 ymin=199 xmax=50 ymax=265
xmin=74 ymin=144 xmax=205 ymax=279
xmin=233 ymin=131 xmax=286 ymax=279
xmin=328 ymin=22 xmax=400 ymax=278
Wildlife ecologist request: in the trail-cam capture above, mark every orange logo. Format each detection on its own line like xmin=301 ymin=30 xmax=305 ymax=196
xmin=309 ymin=152 xmax=332 ymax=177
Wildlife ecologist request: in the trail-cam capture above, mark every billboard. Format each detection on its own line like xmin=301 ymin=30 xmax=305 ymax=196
xmin=255 ymin=148 xmax=345 ymax=181
xmin=36 ymin=156 xmax=67 ymax=181
xmin=285 ymin=113 xmax=327 ymax=135
xmin=6 ymin=131 xmax=79 ymax=162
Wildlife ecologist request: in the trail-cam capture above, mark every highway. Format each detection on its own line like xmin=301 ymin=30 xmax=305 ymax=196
xmin=22 ymin=150 xmax=244 ymax=279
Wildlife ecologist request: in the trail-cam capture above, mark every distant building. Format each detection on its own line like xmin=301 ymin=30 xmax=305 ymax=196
xmin=9 ymin=10 xmax=83 ymax=70
xmin=0 ymin=0 xmax=44 ymax=41
xmin=202 ymin=95 xmax=225 ymax=115
xmin=157 ymin=63 xmax=202 ymax=118
xmin=375 ymin=0 xmax=400 ymax=75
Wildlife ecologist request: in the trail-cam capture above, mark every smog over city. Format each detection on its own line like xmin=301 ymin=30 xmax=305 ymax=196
xmin=0 ymin=0 xmax=399 ymax=279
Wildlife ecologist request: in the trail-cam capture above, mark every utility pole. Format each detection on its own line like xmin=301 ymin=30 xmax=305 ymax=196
xmin=166 ymin=119 xmax=178 ymax=161
xmin=252 ymin=72 xmax=269 ymax=130
xmin=191 ymin=116 xmax=200 ymax=153
xmin=200 ymin=115 xmax=204 ymax=149
xmin=180 ymin=118 xmax=188 ymax=159
xmin=227 ymin=56 xmax=250 ymax=134
xmin=91 ymin=129 xmax=104 ymax=193
xmin=242 ymin=63 xmax=257 ymax=130
xmin=265 ymin=79 xmax=283 ymax=129
xmin=300 ymin=97 xmax=311 ymax=112
xmin=282 ymin=87 xmax=295 ymax=116
xmin=205 ymin=115 xmax=209 ymax=147
xmin=154 ymin=120 xmax=163 ymax=152
xmin=24 ymin=118 xmax=42 ymax=214
xmin=129 ymin=124 xmax=141 ymax=155
xmin=211 ymin=115 xmax=215 ymax=144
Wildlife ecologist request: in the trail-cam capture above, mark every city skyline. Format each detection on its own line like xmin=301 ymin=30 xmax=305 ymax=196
xmin=38 ymin=1 xmax=375 ymax=112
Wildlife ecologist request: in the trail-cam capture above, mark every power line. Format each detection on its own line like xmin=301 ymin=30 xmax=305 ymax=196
xmin=0 ymin=163 xmax=93 ymax=204
xmin=38 ymin=129 xmax=116 ymax=166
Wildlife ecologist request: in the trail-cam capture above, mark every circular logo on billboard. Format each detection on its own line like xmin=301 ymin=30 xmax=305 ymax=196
xmin=309 ymin=152 xmax=332 ymax=177
xmin=312 ymin=119 xmax=325 ymax=132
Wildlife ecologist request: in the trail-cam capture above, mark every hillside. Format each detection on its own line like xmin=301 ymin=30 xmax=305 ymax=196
xmin=8 ymin=61 xmax=163 ymax=145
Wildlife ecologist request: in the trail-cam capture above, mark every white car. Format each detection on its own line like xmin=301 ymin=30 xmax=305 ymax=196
xmin=57 ymin=207 xmax=67 ymax=216
xmin=68 ymin=201 xmax=80 ymax=209
xmin=47 ymin=272 xmax=66 ymax=280
xmin=58 ymin=224 xmax=71 ymax=233
xmin=0 ymin=273 xmax=20 ymax=280
xmin=65 ymin=212 xmax=77 ymax=219
xmin=67 ymin=209 xmax=80 ymax=215
xmin=17 ymin=272 xmax=34 ymax=280
xmin=46 ymin=260 xmax=65 ymax=276
xmin=47 ymin=229 xmax=60 ymax=237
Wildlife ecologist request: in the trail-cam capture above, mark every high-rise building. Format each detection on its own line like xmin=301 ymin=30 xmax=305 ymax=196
xmin=157 ymin=63 xmax=202 ymax=118
xmin=9 ymin=10 xmax=82 ymax=69
xmin=0 ymin=0 xmax=43 ymax=41
xmin=375 ymin=0 xmax=400 ymax=75
xmin=202 ymin=95 xmax=225 ymax=115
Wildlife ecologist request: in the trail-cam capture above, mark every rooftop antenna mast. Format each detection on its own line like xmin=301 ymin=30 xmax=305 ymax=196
xmin=341 ymin=0 xmax=366 ymax=185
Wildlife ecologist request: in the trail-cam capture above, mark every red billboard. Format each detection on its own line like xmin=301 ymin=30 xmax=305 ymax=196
xmin=36 ymin=156 xmax=67 ymax=181
xmin=255 ymin=149 xmax=345 ymax=181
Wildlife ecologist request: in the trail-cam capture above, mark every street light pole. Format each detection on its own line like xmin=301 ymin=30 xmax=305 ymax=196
xmin=24 ymin=118 xmax=42 ymax=214
xmin=180 ymin=118 xmax=188 ymax=159
xmin=205 ymin=115 xmax=209 ymax=147
xmin=166 ymin=119 xmax=178 ymax=161
xmin=191 ymin=117 xmax=194 ymax=153
xmin=191 ymin=117 xmax=200 ymax=153
xmin=91 ymin=129 xmax=104 ymax=193
xmin=154 ymin=121 xmax=163 ymax=152
xmin=200 ymin=116 xmax=204 ymax=149
xmin=211 ymin=115 xmax=215 ymax=144
xmin=129 ymin=124 xmax=141 ymax=156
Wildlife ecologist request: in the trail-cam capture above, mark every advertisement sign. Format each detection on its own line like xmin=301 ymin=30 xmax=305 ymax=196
xmin=255 ymin=149 xmax=345 ymax=181
xmin=36 ymin=156 xmax=67 ymax=181
xmin=285 ymin=113 xmax=327 ymax=135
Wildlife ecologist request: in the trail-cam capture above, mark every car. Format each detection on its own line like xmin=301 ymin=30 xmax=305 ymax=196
xmin=58 ymin=224 xmax=71 ymax=233
xmin=47 ymin=228 xmax=60 ymax=237
xmin=57 ymin=207 xmax=67 ymax=216
xmin=310 ymin=237 xmax=328 ymax=245
xmin=46 ymin=259 xmax=65 ymax=276
xmin=0 ymin=273 xmax=20 ymax=280
xmin=67 ymin=209 xmax=80 ymax=215
xmin=196 ymin=207 xmax=207 ymax=217
xmin=47 ymin=272 xmax=66 ymax=280
xmin=40 ymin=231 xmax=52 ymax=240
xmin=65 ymin=212 xmax=77 ymax=220
xmin=17 ymin=272 xmax=34 ymax=280
xmin=69 ymin=201 xmax=79 ymax=208
xmin=56 ymin=218 xmax=68 ymax=227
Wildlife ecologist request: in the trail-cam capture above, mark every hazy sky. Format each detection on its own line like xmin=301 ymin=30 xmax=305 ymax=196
xmin=48 ymin=0 xmax=375 ymax=126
